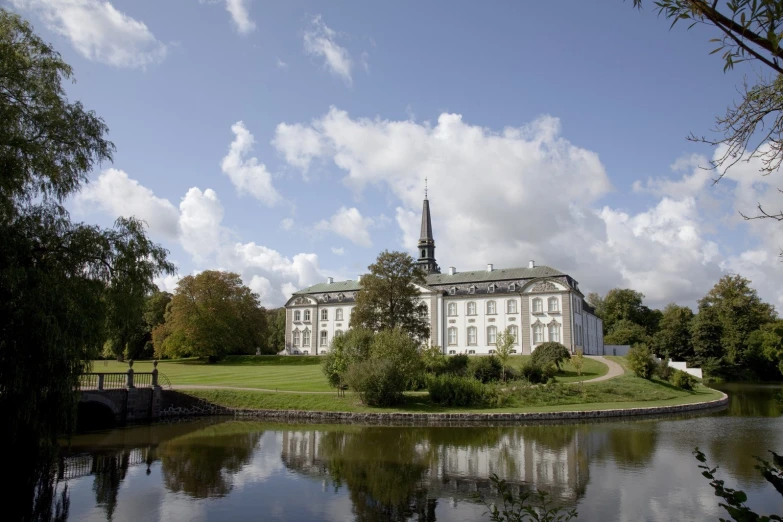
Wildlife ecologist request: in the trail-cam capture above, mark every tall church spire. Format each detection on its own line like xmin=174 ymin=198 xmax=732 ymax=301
xmin=416 ymin=180 xmax=440 ymax=274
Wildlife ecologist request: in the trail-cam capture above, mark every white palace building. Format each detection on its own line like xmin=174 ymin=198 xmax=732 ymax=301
xmin=283 ymin=195 xmax=604 ymax=356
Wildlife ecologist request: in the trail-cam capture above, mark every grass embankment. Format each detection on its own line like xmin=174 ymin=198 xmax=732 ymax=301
xmin=184 ymin=372 xmax=724 ymax=414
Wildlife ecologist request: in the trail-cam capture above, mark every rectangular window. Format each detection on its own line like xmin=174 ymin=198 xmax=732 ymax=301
xmin=468 ymin=349 xmax=476 ymax=355
xmin=304 ymin=310 xmax=311 ymax=321
xmin=533 ymin=324 xmax=543 ymax=344
xmin=294 ymin=311 xmax=301 ymax=321
xmin=336 ymin=309 xmax=343 ymax=321
xmin=448 ymin=327 xmax=457 ymax=346
xmin=533 ymin=299 xmax=543 ymax=313
xmin=548 ymin=297 xmax=559 ymax=313
xmin=302 ymin=330 xmax=310 ymax=347
xmin=448 ymin=303 xmax=457 ymax=316
xmin=448 ymin=350 xmax=456 ymax=355
xmin=507 ymin=300 xmax=517 ymax=314
xmin=320 ymin=331 xmax=328 ymax=347
xmin=487 ymin=326 xmax=497 ymax=345
xmin=467 ymin=302 xmax=476 ymax=315
xmin=487 ymin=301 xmax=496 ymax=314
xmin=468 ymin=327 xmax=477 ymax=345
xmin=321 ymin=309 xmax=328 ymax=320
xmin=293 ymin=331 xmax=300 ymax=347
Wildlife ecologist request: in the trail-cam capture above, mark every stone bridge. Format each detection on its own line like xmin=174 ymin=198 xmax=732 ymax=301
xmin=78 ymin=361 xmax=167 ymax=427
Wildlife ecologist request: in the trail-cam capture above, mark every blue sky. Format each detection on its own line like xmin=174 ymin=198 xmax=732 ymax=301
xmin=8 ymin=0 xmax=783 ymax=309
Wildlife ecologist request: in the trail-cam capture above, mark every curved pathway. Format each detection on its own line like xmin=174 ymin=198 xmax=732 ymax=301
xmin=172 ymin=356 xmax=625 ymax=394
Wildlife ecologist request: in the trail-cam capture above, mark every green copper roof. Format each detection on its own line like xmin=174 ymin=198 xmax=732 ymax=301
xmin=293 ymin=265 xmax=566 ymax=295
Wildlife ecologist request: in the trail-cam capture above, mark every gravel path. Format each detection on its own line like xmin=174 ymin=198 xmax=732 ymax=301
xmin=172 ymin=356 xmax=625 ymax=393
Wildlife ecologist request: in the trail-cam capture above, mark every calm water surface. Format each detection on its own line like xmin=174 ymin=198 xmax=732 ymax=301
xmin=60 ymin=384 xmax=782 ymax=521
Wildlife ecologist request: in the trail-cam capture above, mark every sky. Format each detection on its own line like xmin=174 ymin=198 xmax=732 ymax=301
xmin=7 ymin=0 xmax=783 ymax=310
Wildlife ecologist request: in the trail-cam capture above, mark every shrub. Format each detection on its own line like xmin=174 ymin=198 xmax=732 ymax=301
xmin=427 ymin=374 xmax=491 ymax=407
xmin=627 ymin=343 xmax=656 ymax=379
xmin=670 ymin=369 xmax=698 ymax=390
xmin=530 ymin=342 xmax=571 ymax=371
xmin=519 ymin=362 xmax=556 ymax=384
xmin=655 ymin=358 xmax=673 ymax=381
xmin=370 ymin=328 xmax=423 ymax=388
xmin=344 ymin=359 xmax=406 ymax=406
xmin=469 ymin=355 xmax=503 ymax=383
xmin=322 ymin=328 xmax=375 ymax=389
xmin=421 ymin=343 xmax=446 ymax=375
xmin=444 ymin=353 xmax=470 ymax=376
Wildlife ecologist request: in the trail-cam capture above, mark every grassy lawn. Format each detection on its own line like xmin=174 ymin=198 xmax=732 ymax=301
xmin=184 ymin=373 xmax=724 ymax=414
xmin=91 ymin=354 xmax=610 ymax=391
xmin=91 ymin=356 xmax=332 ymax=392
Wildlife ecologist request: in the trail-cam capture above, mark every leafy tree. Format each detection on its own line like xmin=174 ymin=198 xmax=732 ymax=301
xmin=0 ymin=8 xmax=174 ymax=519
xmin=586 ymin=292 xmax=605 ymax=318
xmin=322 ymin=328 xmax=374 ymax=389
xmin=747 ymin=320 xmax=783 ymax=378
xmin=155 ymin=271 xmax=267 ymax=362
xmin=266 ymin=308 xmax=286 ymax=354
xmin=530 ymin=342 xmax=571 ymax=371
xmin=369 ymin=328 xmax=423 ymax=385
xmin=350 ymin=250 xmax=430 ymax=342
xmin=421 ymin=343 xmax=446 ymax=375
xmin=632 ymin=0 xmax=783 ymax=226
xmin=604 ymin=319 xmax=650 ymax=346
xmin=601 ymin=288 xmax=660 ymax=336
xmin=495 ymin=327 xmax=517 ymax=381
xmin=652 ymin=303 xmax=695 ymax=362
xmin=691 ymin=303 xmax=725 ymax=366
xmin=627 ymin=343 xmax=656 ymax=379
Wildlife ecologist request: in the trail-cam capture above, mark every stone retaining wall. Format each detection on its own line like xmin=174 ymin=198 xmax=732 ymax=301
xmin=159 ymin=390 xmax=729 ymax=424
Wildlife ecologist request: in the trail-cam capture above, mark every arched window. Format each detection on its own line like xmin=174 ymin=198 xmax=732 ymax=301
xmin=467 ymin=326 xmax=477 ymax=345
xmin=467 ymin=302 xmax=477 ymax=315
xmin=448 ymin=327 xmax=457 ymax=346
xmin=421 ymin=248 xmax=426 ymax=258
xmin=321 ymin=309 xmax=328 ymax=320
xmin=533 ymin=323 xmax=543 ymax=344
xmin=487 ymin=300 xmax=496 ymax=314
xmin=487 ymin=326 xmax=497 ymax=345
xmin=448 ymin=302 xmax=457 ymax=316
xmin=320 ymin=331 xmax=328 ymax=347
xmin=293 ymin=330 xmax=300 ymax=347
xmin=302 ymin=329 xmax=311 ymax=347
xmin=507 ymin=300 xmax=518 ymax=314
xmin=336 ymin=308 xmax=343 ymax=321
xmin=304 ymin=310 xmax=311 ymax=321
xmin=548 ymin=321 xmax=561 ymax=343
xmin=508 ymin=325 xmax=519 ymax=344
xmin=532 ymin=298 xmax=543 ymax=314
xmin=294 ymin=310 xmax=301 ymax=321
xmin=548 ymin=297 xmax=559 ymax=313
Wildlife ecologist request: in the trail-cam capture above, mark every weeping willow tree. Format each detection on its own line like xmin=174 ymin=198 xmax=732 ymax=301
xmin=0 ymin=8 xmax=174 ymax=520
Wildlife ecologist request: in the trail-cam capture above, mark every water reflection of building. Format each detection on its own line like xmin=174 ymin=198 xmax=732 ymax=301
xmin=281 ymin=426 xmax=609 ymax=504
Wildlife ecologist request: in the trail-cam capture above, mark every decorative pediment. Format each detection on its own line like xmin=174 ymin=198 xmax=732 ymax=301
xmin=547 ymin=318 xmax=560 ymax=326
xmin=532 ymin=281 xmax=558 ymax=292
xmin=294 ymin=297 xmax=311 ymax=305
xmin=532 ymin=319 xmax=543 ymax=326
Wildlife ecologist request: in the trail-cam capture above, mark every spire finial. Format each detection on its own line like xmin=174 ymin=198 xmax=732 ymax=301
xmin=424 ymin=178 xmax=428 ymax=199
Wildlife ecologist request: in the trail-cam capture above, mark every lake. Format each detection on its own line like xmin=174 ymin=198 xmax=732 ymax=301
xmin=58 ymin=384 xmax=782 ymax=521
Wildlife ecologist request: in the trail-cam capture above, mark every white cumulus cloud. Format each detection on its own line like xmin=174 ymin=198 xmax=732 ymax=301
xmin=225 ymin=0 xmax=255 ymax=34
xmin=303 ymin=15 xmax=353 ymax=85
xmin=11 ymin=0 xmax=167 ymax=68
xmin=221 ymin=121 xmax=282 ymax=206
xmin=315 ymin=206 xmax=375 ymax=247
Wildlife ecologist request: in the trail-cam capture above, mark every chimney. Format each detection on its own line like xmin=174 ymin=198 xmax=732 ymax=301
xmin=327 ymin=277 xmax=334 ymax=284
xmin=357 ymin=275 xmax=362 ymax=282
xmin=487 ymin=263 xmax=493 ymax=272
xmin=448 ymin=267 xmax=456 ymax=275
xmin=529 ymin=260 xmax=535 ymax=269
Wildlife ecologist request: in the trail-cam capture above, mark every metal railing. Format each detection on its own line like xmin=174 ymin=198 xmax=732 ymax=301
xmin=79 ymin=360 xmax=169 ymax=391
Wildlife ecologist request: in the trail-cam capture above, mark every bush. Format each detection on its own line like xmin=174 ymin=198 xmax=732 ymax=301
xmin=344 ymin=359 xmax=406 ymax=406
xmin=530 ymin=342 xmax=570 ymax=371
xmin=469 ymin=355 xmax=503 ymax=383
xmin=627 ymin=343 xmax=656 ymax=379
xmin=427 ymin=374 xmax=492 ymax=407
xmin=370 ymin=328 xmax=423 ymax=388
xmin=655 ymin=358 xmax=673 ymax=381
xmin=444 ymin=354 xmax=470 ymax=376
xmin=519 ymin=362 xmax=556 ymax=384
xmin=322 ymin=328 xmax=375 ymax=389
xmin=670 ymin=369 xmax=698 ymax=390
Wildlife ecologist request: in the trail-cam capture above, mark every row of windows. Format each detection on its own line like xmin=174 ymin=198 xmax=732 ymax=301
xmin=533 ymin=322 xmax=561 ymax=343
xmin=293 ymin=308 xmax=346 ymax=322
xmin=446 ymin=297 xmax=560 ymax=316
xmin=292 ymin=329 xmax=343 ymax=348
xmin=532 ymin=297 xmax=560 ymax=313
xmin=448 ymin=282 xmax=520 ymax=295
xmin=447 ymin=325 xmax=518 ymax=346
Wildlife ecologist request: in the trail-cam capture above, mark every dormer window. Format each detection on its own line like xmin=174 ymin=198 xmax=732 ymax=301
xmin=337 ymin=293 xmax=344 ymax=302
xmin=488 ymin=284 xmax=496 ymax=293
xmin=449 ymin=287 xmax=457 ymax=296
xmin=468 ymin=285 xmax=476 ymax=294
xmin=509 ymin=283 xmax=516 ymax=292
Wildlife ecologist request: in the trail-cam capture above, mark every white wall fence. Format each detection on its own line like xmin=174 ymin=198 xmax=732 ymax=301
xmin=664 ymin=360 xmax=703 ymax=379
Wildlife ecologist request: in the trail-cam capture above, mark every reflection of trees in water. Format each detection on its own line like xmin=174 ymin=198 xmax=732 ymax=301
xmin=319 ymin=429 xmax=432 ymax=522
xmin=91 ymin=451 xmax=131 ymax=520
xmin=605 ymin=424 xmax=658 ymax=469
xmin=721 ymin=385 xmax=783 ymax=418
xmin=159 ymin=427 xmax=262 ymax=499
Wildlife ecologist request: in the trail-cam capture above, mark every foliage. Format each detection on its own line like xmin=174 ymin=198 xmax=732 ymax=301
xmin=627 ymin=343 xmax=656 ymax=379
xmin=479 ymin=474 xmax=577 ymax=522
xmin=652 ymin=303 xmax=695 ymax=362
xmin=154 ymin=271 xmax=267 ymax=362
xmin=495 ymin=327 xmax=517 ymax=381
xmin=632 ymin=1 xmax=783 ymax=224
xmin=694 ymin=448 xmax=783 ymax=522
xmin=444 ymin=353 xmax=470 ymax=376
xmin=421 ymin=343 xmax=446 ymax=374
xmin=670 ymin=369 xmax=698 ymax=391
xmin=586 ymin=292 xmax=605 ymax=318
xmin=571 ymin=348 xmax=585 ymax=377
xmin=601 ymin=288 xmax=660 ymax=335
xmin=690 ymin=304 xmax=725 ymax=366
xmin=0 ymin=8 xmax=174 ymax=519
xmin=427 ymin=374 xmax=496 ymax=407
xmin=469 ymin=355 xmax=504 ymax=383
xmin=322 ymin=328 xmax=374 ymax=389
xmin=604 ymin=319 xmax=650 ymax=346
xmin=344 ymin=359 xmax=407 ymax=407
xmin=266 ymin=308 xmax=286 ymax=354
xmin=519 ymin=362 xmax=554 ymax=384
xmin=350 ymin=250 xmax=430 ymax=342
xmin=530 ymin=342 xmax=571 ymax=371
xmin=369 ymin=328 xmax=423 ymax=385
xmin=747 ymin=320 xmax=783 ymax=378
xmin=655 ymin=358 xmax=674 ymax=381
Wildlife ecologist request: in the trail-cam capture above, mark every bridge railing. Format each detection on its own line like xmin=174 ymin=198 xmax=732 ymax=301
xmin=79 ymin=360 xmax=168 ymax=391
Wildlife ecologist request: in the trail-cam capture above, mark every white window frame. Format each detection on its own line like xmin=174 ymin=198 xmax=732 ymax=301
xmin=448 ymin=327 xmax=458 ymax=346
xmin=450 ymin=287 xmax=456 ymax=295
xmin=468 ymin=349 xmax=476 ymax=355
xmin=321 ymin=309 xmax=328 ymax=321
xmin=304 ymin=310 xmax=311 ymax=321
xmin=487 ymin=326 xmax=497 ymax=345
xmin=320 ymin=331 xmax=328 ymax=347
xmin=487 ymin=300 xmax=496 ymax=314
xmin=467 ymin=302 xmax=477 ymax=316
xmin=302 ymin=329 xmax=310 ymax=347
xmin=336 ymin=308 xmax=343 ymax=321
xmin=294 ymin=310 xmax=301 ymax=321
xmin=469 ymin=285 xmax=476 ymax=294
xmin=548 ymin=322 xmax=561 ymax=343
xmin=509 ymin=283 xmax=516 ymax=292
xmin=507 ymin=299 xmax=518 ymax=314
xmin=467 ymin=326 xmax=477 ymax=346
xmin=488 ymin=284 xmax=495 ymax=293
xmin=548 ymin=297 xmax=559 ymax=313
xmin=532 ymin=298 xmax=543 ymax=314
xmin=533 ymin=323 xmax=543 ymax=344
xmin=293 ymin=330 xmax=300 ymax=347
xmin=508 ymin=325 xmax=519 ymax=344
xmin=448 ymin=302 xmax=458 ymax=316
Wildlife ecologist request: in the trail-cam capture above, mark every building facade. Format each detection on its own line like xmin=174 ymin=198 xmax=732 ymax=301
xmin=283 ymin=196 xmax=603 ymax=356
